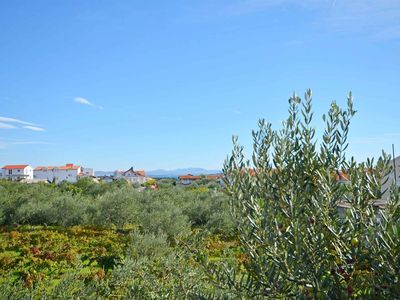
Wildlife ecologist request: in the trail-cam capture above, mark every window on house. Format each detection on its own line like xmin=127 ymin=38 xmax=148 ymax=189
xmin=8 ymin=170 xmax=12 ymax=174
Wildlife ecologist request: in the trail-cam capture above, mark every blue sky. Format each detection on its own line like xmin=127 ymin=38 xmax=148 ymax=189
xmin=1 ymin=0 xmax=400 ymax=171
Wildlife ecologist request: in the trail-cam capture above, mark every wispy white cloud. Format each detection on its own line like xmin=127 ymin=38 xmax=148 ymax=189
xmin=0 ymin=117 xmax=45 ymax=131
xmin=0 ymin=138 xmax=52 ymax=149
xmin=75 ymin=97 xmax=93 ymax=106
xmin=0 ymin=116 xmax=36 ymax=126
xmin=222 ymin=0 xmax=400 ymax=40
xmin=0 ymin=122 xmax=17 ymax=129
xmin=23 ymin=126 xmax=46 ymax=132
xmin=75 ymin=97 xmax=103 ymax=109
xmin=0 ymin=116 xmax=45 ymax=131
xmin=324 ymin=0 xmax=400 ymax=40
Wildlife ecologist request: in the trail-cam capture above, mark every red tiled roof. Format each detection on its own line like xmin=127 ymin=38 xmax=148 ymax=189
xmin=34 ymin=164 xmax=80 ymax=171
xmin=205 ymin=174 xmax=223 ymax=180
xmin=178 ymin=174 xmax=201 ymax=180
xmin=136 ymin=170 xmax=146 ymax=176
xmin=178 ymin=174 xmax=224 ymax=180
xmin=335 ymin=171 xmax=349 ymax=182
xmin=34 ymin=166 xmax=55 ymax=171
xmin=233 ymin=168 xmax=351 ymax=182
xmin=123 ymin=167 xmax=146 ymax=177
xmin=58 ymin=165 xmax=80 ymax=170
xmin=2 ymin=165 xmax=29 ymax=170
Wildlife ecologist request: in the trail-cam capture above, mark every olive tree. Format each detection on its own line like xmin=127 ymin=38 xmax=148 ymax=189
xmin=94 ymin=187 xmax=140 ymax=229
xmin=203 ymin=90 xmax=399 ymax=298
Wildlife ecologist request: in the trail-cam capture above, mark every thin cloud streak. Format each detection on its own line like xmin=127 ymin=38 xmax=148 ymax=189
xmin=75 ymin=97 xmax=93 ymax=106
xmin=221 ymin=0 xmax=400 ymax=40
xmin=0 ymin=122 xmax=17 ymax=129
xmin=23 ymin=126 xmax=46 ymax=132
xmin=75 ymin=97 xmax=103 ymax=109
xmin=324 ymin=0 xmax=400 ymax=41
xmin=0 ymin=117 xmax=36 ymax=126
xmin=0 ymin=116 xmax=45 ymax=131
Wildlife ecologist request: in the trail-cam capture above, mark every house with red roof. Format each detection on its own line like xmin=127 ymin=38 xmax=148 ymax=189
xmin=34 ymin=163 xmax=83 ymax=183
xmin=178 ymin=174 xmax=224 ymax=185
xmin=178 ymin=174 xmax=201 ymax=185
xmin=1 ymin=165 xmax=33 ymax=181
xmin=114 ymin=167 xmax=150 ymax=185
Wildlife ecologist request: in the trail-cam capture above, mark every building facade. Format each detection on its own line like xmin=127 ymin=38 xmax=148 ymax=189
xmin=178 ymin=174 xmax=201 ymax=185
xmin=34 ymin=163 xmax=83 ymax=183
xmin=1 ymin=165 xmax=33 ymax=181
xmin=381 ymin=155 xmax=400 ymax=200
xmin=114 ymin=167 xmax=148 ymax=185
xmin=81 ymin=167 xmax=94 ymax=177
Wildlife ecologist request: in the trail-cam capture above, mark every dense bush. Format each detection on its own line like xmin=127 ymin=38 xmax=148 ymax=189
xmin=0 ymin=178 xmax=232 ymax=236
xmin=138 ymin=197 xmax=191 ymax=242
xmin=202 ymin=90 xmax=400 ymax=298
xmin=94 ymin=187 xmax=141 ymax=229
xmin=155 ymin=178 xmax=177 ymax=189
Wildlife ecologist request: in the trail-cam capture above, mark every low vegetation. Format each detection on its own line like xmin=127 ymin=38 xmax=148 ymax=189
xmin=0 ymin=178 xmax=235 ymax=298
xmin=0 ymin=90 xmax=399 ymax=299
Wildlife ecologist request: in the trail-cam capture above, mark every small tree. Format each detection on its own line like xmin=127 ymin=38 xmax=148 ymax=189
xmin=94 ymin=187 xmax=139 ymax=229
xmin=203 ymin=90 xmax=399 ymax=298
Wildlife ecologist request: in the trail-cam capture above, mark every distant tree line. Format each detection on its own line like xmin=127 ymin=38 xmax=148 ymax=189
xmin=0 ymin=179 xmax=234 ymax=238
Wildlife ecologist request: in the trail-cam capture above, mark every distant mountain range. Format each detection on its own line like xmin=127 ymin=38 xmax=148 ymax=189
xmin=94 ymin=171 xmax=114 ymax=177
xmin=95 ymin=168 xmax=221 ymax=178
xmin=146 ymin=168 xmax=222 ymax=178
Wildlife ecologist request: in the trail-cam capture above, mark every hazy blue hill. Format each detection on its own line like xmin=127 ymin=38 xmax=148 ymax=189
xmin=94 ymin=171 xmax=114 ymax=177
xmin=147 ymin=168 xmax=222 ymax=178
xmin=95 ymin=168 xmax=221 ymax=178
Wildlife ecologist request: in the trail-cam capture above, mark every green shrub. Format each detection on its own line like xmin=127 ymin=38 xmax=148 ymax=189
xmin=138 ymin=196 xmax=191 ymax=242
xmin=203 ymin=90 xmax=400 ymax=298
xmin=108 ymin=231 xmax=211 ymax=298
xmin=94 ymin=187 xmax=140 ymax=229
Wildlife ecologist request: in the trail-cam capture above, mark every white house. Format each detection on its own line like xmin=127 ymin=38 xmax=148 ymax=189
xmin=381 ymin=155 xmax=400 ymax=200
xmin=34 ymin=163 xmax=83 ymax=183
xmin=1 ymin=165 xmax=33 ymax=181
xmin=114 ymin=167 xmax=148 ymax=185
xmin=81 ymin=167 xmax=94 ymax=177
